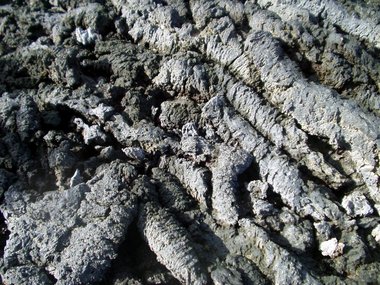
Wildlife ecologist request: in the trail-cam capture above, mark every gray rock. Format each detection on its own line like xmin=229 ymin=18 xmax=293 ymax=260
xmin=281 ymin=221 xmax=315 ymax=253
xmin=225 ymin=80 xmax=347 ymax=189
xmin=74 ymin=118 xmax=107 ymax=145
xmin=0 ymin=92 xmax=41 ymax=142
xmin=122 ymin=147 xmax=146 ymax=161
xmin=138 ymin=202 xmax=208 ymax=285
xmin=0 ymin=167 xmax=15 ymax=188
xmin=1 ymin=0 xmax=380 ymax=284
xmin=16 ymin=95 xmax=41 ymax=142
xmin=181 ymin=123 xmax=212 ymax=162
xmin=210 ymin=264 xmax=243 ymax=285
xmin=243 ymin=30 xmax=380 ymax=202
xmin=162 ymin=156 xmax=210 ymax=209
xmin=251 ymin=199 xmax=276 ymax=218
xmin=159 ymin=97 xmax=201 ymax=130
xmin=211 ymin=145 xmax=252 ymax=226
xmin=314 ymin=221 xmax=333 ymax=240
xmin=2 ymin=162 xmax=138 ymax=284
xmin=52 ymin=3 xmax=112 ymax=44
xmin=89 ymin=103 xmax=115 ymax=123
xmin=47 ymin=140 xmax=78 ymax=189
xmin=201 ymin=95 xmax=336 ymax=221
xmin=154 ymin=56 xmax=209 ymax=96
xmin=372 ymin=225 xmax=380 ymax=243
xmin=232 ymin=219 xmax=321 ymax=285
xmin=223 ymin=255 xmax=269 ymax=285
xmin=342 ymin=191 xmax=374 ymax=217
xmin=151 ymin=167 xmax=195 ymax=212
xmin=2 ymin=266 xmax=54 ymax=285
xmin=258 ymin=0 xmax=380 ymax=48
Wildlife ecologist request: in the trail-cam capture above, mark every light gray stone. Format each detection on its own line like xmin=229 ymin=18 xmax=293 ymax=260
xmin=342 ymin=192 xmax=374 ymax=217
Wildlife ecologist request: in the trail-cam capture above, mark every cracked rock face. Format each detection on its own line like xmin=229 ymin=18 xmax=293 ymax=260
xmin=0 ymin=0 xmax=380 ymax=284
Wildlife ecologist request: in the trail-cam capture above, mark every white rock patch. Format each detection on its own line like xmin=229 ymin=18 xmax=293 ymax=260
xmin=372 ymin=225 xmax=380 ymax=244
xmin=320 ymin=238 xmax=345 ymax=258
xmin=75 ymin=27 xmax=101 ymax=46
xmin=342 ymin=192 xmax=373 ymax=217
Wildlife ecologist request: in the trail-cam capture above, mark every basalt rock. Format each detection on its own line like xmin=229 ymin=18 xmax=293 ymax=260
xmin=1 ymin=0 xmax=380 ymax=284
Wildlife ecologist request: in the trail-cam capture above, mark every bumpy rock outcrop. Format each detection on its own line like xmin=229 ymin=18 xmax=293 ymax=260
xmin=0 ymin=0 xmax=380 ymax=284
xmin=1 ymin=162 xmax=138 ymax=285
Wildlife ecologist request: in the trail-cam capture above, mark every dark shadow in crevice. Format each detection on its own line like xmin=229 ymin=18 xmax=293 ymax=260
xmin=306 ymin=134 xmax=356 ymax=190
xmin=43 ymin=268 xmax=58 ymax=284
xmin=153 ymin=0 xmax=168 ymax=6
xmin=236 ymin=159 xmax=261 ymax=219
xmin=27 ymin=24 xmax=47 ymax=41
xmin=356 ymin=222 xmax=380 ymax=264
xmin=298 ymin=164 xmax=335 ymax=190
xmin=281 ymin=40 xmax=321 ymax=83
xmin=132 ymin=66 xmax=152 ymax=88
xmin=189 ymin=218 xmax=230 ymax=265
xmin=265 ymin=184 xmax=287 ymax=210
xmin=306 ymin=133 xmax=338 ymax=154
xmin=42 ymin=103 xmax=88 ymax=133
xmin=98 ymin=220 xmax=180 ymax=285
xmin=30 ymin=145 xmax=57 ymax=193
xmin=79 ymin=58 xmax=113 ymax=83
xmin=236 ymin=14 xmax=251 ymax=35
xmin=183 ymin=0 xmax=196 ymax=25
xmin=0 ymin=211 xmax=9 ymax=259
xmin=238 ymin=158 xmax=261 ymax=184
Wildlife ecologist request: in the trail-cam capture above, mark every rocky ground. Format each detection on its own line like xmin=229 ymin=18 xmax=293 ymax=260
xmin=0 ymin=0 xmax=380 ymax=284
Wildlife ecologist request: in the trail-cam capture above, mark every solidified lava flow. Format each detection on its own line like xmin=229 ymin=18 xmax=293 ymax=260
xmin=0 ymin=0 xmax=380 ymax=284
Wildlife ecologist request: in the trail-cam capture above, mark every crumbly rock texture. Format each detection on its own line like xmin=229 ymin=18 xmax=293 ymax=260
xmin=0 ymin=0 xmax=380 ymax=284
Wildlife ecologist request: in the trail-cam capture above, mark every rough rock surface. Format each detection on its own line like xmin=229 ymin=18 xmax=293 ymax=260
xmin=0 ymin=0 xmax=380 ymax=284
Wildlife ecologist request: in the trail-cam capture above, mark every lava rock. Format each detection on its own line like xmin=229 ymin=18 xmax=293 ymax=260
xmin=1 ymin=0 xmax=380 ymax=284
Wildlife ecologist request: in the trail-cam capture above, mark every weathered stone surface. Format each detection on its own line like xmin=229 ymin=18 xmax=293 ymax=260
xmin=1 ymin=162 xmax=138 ymax=284
xmin=138 ymin=202 xmax=208 ymax=285
xmin=211 ymin=145 xmax=252 ymax=225
xmin=342 ymin=191 xmax=374 ymax=217
xmin=1 ymin=0 xmax=380 ymax=284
